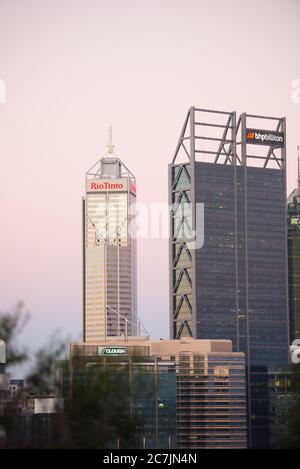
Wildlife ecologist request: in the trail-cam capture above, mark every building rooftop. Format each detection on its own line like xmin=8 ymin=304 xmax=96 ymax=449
xmin=71 ymin=336 xmax=242 ymax=356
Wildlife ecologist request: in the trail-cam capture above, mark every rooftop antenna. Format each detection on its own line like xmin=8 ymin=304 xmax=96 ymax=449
xmin=107 ymin=123 xmax=114 ymax=155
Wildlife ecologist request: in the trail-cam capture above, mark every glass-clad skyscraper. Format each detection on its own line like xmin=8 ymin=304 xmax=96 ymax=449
xmin=287 ymin=147 xmax=300 ymax=342
xmin=169 ymin=108 xmax=289 ymax=447
xmin=83 ymin=128 xmax=137 ymax=342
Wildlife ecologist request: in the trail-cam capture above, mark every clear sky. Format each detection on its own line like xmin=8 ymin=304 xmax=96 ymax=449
xmin=0 ymin=0 xmax=299 ymax=359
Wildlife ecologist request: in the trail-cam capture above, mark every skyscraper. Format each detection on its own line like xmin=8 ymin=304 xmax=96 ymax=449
xmin=83 ymin=127 xmax=137 ymax=342
xmin=169 ymin=107 xmax=289 ymax=447
xmin=288 ymin=146 xmax=300 ymax=342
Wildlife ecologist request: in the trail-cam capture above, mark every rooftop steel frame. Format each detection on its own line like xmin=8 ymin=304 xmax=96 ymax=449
xmin=86 ymin=156 xmax=135 ymax=180
xmin=172 ymin=107 xmax=286 ymax=169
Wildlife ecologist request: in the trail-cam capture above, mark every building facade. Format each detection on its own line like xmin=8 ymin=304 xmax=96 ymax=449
xmin=169 ymin=108 xmax=290 ymax=447
xmin=66 ymin=337 xmax=247 ymax=449
xmin=83 ymin=129 xmax=137 ymax=342
xmin=288 ymin=151 xmax=300 ymax=342
xmin=267 ymin=366 xmax=300 ymax=448
xmin=68 ymin=337 xmax=177 ymax=449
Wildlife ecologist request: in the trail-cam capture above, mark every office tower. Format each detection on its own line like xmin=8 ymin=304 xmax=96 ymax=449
xmin=83 ymin=128 xmax=137 ymax=342
xmin=169 ymin=107 xmax=289 ymax=447
xmin=288 ymin=146 xmax=300 ymax=342
xmin=65 ymin=337 xmax=247 ymax=449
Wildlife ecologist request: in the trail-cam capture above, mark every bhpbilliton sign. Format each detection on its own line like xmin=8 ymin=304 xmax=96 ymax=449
xmin=246 ymin=128 xmax=284 ymax=147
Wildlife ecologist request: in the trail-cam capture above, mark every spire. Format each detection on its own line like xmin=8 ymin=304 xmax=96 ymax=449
xmin=107 ymin=123 xmax=114 ymax=155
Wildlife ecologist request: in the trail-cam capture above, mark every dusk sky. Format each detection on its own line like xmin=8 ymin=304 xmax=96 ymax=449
xmin=0 ymin=0 xmax=299 ymax=361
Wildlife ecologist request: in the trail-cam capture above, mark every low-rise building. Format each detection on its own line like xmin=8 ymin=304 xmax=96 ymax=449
xmin=63 ymin=336 xmax=247 ymax=449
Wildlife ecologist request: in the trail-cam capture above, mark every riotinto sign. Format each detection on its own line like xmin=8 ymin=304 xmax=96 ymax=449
xmin=88 ymin=180 xmax=126 ymax=191
xmin=246 ymin=128 xmax=284 ymax=147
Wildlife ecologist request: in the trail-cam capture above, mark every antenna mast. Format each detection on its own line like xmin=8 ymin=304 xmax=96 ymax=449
xmin=108 ymin=123 xmax=114 ymax=155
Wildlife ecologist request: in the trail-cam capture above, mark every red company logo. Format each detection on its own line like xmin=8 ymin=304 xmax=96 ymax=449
xmin=90 ymin=181 xmax=124 ymax=190
xmin=130 ymin=182 xmax=136 ymax=194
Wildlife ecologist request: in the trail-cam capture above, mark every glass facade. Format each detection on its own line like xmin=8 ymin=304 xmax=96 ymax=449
xmin=287 ymin=189 xmax=300 ymax=341
xmin=169 ymin=107 xmax=289 ymax=449
xmin=248 ymin=365 xmax=300 ymax=449
xmin=193 ymin=162 xmax=289 ymax=367
xmin=170 ymin=160 xmax=289 ymax=448
xmin=67 ymin=344 xmax=177 ymax=449
xmin=64 ymin=340 xmax=247 ymax=449
xmin=267 ymin=366 xmax=300 ymax=448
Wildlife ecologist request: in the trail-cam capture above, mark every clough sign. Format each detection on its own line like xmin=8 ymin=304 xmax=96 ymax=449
xmin=97 ymin=346 xmax=127 ymax=356
xmin=246 ymin=128 xmax=284 ymax=147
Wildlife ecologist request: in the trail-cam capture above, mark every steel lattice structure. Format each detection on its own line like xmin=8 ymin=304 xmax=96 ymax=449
xmin=169 ymin=107 xmax=289 ymax=448
xmin=169 ymin=107 xmax=287 ymax=340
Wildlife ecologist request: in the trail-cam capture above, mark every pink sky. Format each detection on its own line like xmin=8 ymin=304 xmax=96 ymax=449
xmin=0 ymin=0 xmax=299 ymax=353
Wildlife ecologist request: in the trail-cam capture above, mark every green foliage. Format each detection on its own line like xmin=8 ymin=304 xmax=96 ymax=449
xmin=0 ymin=302 xmax=29 ymax=367
xmin=62 ymin=367 xmax=143 ymax=448
xmin=26 ymin=332 xmax=67 ymax=394
xmin=0 ymin=305 xmax=144 ymax=448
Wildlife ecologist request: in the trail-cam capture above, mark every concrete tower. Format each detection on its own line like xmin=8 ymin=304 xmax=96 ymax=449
xmin=83 ymin=127 xmax=137 ymax=342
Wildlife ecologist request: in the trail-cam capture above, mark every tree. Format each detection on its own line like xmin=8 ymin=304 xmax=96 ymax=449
xmin=0 ymin=304 xmax=144 ymax=448
xmin=0 ymin=302 xmax=29 ymax=367
xmin=61 ymin=364 xmax=145 ymax=448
